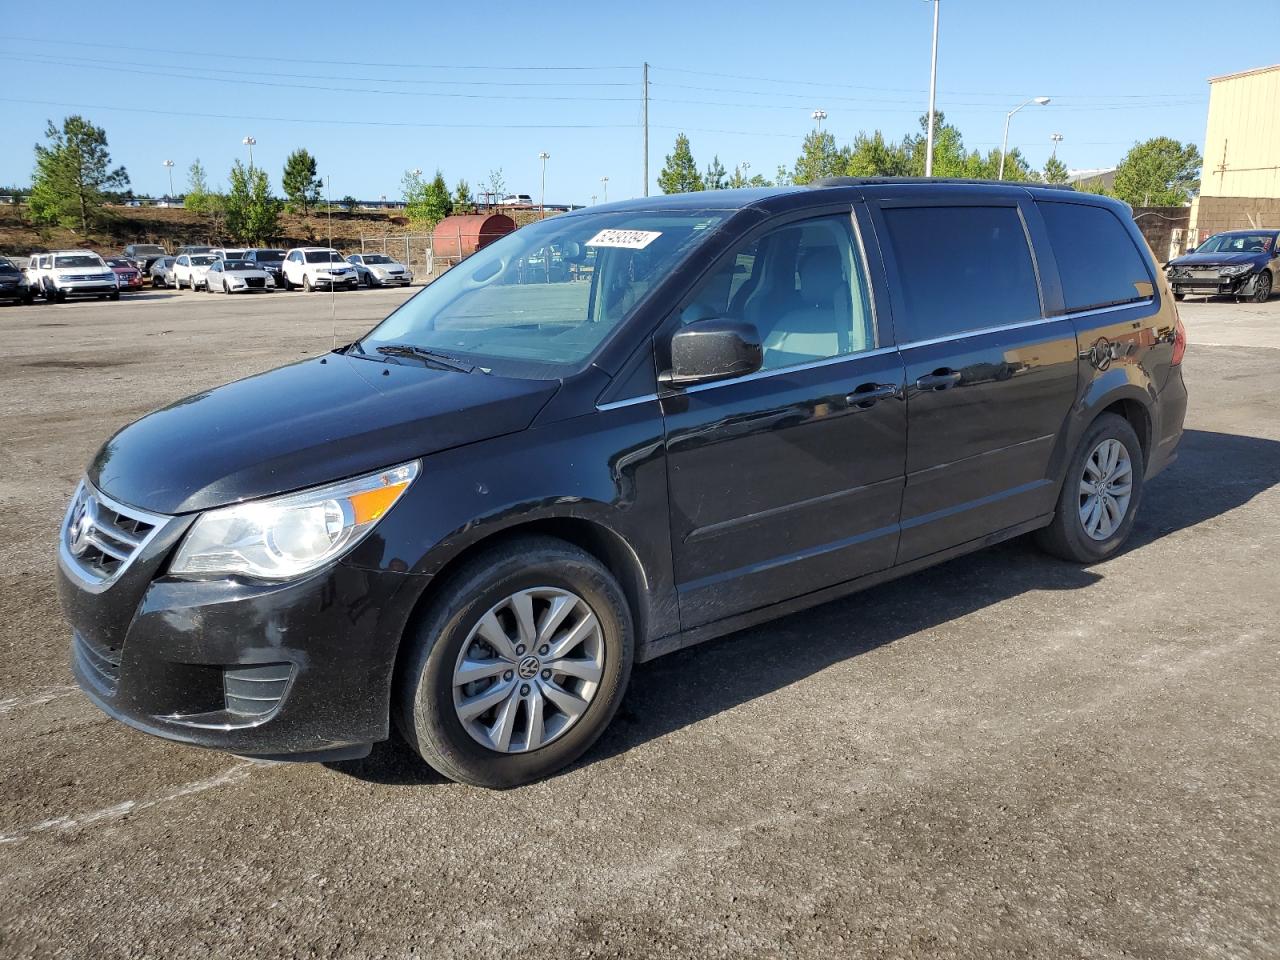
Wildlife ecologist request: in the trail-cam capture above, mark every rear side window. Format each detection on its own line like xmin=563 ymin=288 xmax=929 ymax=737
xmin=1039 ymin=202 xmax=1154 ymax=312
xmin=880 ymin=205 xmax=1041 ymax=342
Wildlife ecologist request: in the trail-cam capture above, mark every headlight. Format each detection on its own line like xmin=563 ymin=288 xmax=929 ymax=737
xmin=1221 ymin=264 xmax=1252 ymax=277
xmin=170 ymin=461 xmax=419 ymax=580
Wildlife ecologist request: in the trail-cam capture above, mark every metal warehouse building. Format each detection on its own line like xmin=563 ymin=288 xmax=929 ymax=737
xmin=1190 ymin=63 xmax=1280 ymax=241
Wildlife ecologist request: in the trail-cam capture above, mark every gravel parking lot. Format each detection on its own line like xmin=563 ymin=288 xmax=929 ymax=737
xmin=1 ymin=288 xmax=1277 ymax=959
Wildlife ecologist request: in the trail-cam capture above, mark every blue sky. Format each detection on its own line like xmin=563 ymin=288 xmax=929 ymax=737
xmin=0 ymin=0 xmax=1273 ymax=205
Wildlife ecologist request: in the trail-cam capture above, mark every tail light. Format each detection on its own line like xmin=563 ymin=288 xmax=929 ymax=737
xmin=1171 ymin=316 xmax=1187 ymax=365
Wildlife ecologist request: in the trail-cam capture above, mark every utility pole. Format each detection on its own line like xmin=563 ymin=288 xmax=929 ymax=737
xmin=163 ymin=159 xmax=174 ymax=200
xmin=601 ymin=176 xmax=609 ymax=203
xmin=642 ymin=62 xmax=650 ymax=197
xmin=538 ymin=152 xmax=550 ymax=218
xmin=925 ymin=0 xmax=940 ymax=177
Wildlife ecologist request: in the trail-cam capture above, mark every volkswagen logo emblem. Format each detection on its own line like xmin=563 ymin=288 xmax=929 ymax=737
xmin=68 ymin=496 xmax=98 ymax=558
xmin=517 ymin=655 xmax=541 ymax=680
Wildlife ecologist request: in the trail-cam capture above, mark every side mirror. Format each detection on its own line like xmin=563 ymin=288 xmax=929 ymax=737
xmin=1186 ymin=246 xmax=1196 ymax=254
xmin=661 ymin=318 xmax=762 ymax=388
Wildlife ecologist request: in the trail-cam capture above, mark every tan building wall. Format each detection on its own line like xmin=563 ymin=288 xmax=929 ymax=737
xmin=1200 ymin=64 xmax=1280 ymax=199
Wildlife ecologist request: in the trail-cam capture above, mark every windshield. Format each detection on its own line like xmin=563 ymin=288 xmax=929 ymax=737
xmin=106 ymin=258 xmax=133 ymax=267
xmin=220 ymin=250 xmax=246 ymax=258
xmin=132 ymin=245 xmax=165 ymax=256
xmin=1197 ymin=233 xmax=1275 ymax=254
xmin=363 ymin=254 xmax=394 ymax=264
xmin=54 ymin=255 xmax=103 ymax=268
xmin=305 ymin=250 xmax=344 ymax=263
xmin=190 ymin=255 xmax=216 ymax=266
xmin=223 ymin=260 xmax=252 ymax=270
xmin=0 ymin=261 xmax=17 ymax=274
xmin=252 ymin=250 xmax=285 ymax=262
xmin=359 ymin=210 xmax=726 ymax=374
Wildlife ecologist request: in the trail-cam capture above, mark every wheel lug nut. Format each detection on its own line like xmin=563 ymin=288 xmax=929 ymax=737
xmin=520 ymin=683 xmax=531 ymax=696
xmin=538 ymin=645 xmax=549 ymax=655
xmin=503 ymin=670 xmax=513 ymax=681
xmin=515 ymin=645 xmax=526 ymax=656
xmin=541 ymin=669 xmax=551 ymax=679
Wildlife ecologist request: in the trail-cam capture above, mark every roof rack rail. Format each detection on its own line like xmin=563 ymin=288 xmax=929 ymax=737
xmin=809 ymin=176 xmax=1076 ymax=191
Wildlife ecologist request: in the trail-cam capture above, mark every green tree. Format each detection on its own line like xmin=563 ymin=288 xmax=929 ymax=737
xmin=485 ymin=168 xmax=507 ymax=205
xmin=792 ymin=130 xmax=846 ymax=184
xmin=29 ymin=115 xmax=129 ymax=232
xmin=704 ymin=155 xmax=727 ymax=190
xmin=183 ymin=158 xmax=212 ymax=212
xmin=225 ymin=161 xmax=280 ymax=243
xmin=658 ymin=133 xmax=704 ymax=193
xmin=844 ymin=131 xmax=911 ymax=177
xmin=340 ymin=194 xmax=358 ymax=211
xmin=403 ymin=168 xmax=453 ymax=227
xmin=1112 ymin=137 xmax=1201 ymax=206
xmin=1042 ymin=155 xmax=1070 ymax=185
xmin=282 ymin=148 xmax=322 ymax=214
xmin=774 ymin=164 xmax=793 ymax=187
xmin=453 ymin=179 xmax=473 ymax=213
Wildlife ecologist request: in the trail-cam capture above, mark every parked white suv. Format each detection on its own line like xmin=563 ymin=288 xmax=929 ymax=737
xmin=281 ymin=247 xmax=359 ymax=291
xmin=25 ymin=250 xmax=119 ymax=301
xmin=173 ymin=253 xmax=218 ymax=290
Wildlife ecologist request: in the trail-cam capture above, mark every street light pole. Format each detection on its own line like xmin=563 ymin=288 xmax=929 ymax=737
xmin=242 ymin=136 xmax=256 ymax=169
xmin=601 ymin=176 xmax=609 ymax=203
xmin=811 ymin=109 xmax=828 ymax=131
xmin=538 ymin=152 xmax=550 ymax=218
xmin=163 ymin=159 xmax=174 ymax=200
xmin=1051 ymin=133 xmax=1064 ymax=159
xmin=999 ymin=97 xmax=1050 ymax=180
xmin=924 ymin=0 xmax=940 ymax=177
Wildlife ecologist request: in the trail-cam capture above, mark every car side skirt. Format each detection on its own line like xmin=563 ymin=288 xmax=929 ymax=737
xmin=638 ymin=513 xmax=1053 ymax=662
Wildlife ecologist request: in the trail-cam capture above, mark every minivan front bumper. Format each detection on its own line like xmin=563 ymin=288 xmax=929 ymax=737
xmin=58 ymin=535 xmax=424 ymax=760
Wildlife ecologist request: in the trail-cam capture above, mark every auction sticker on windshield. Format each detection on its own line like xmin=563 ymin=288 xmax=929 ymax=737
xmin=586 ymin=229 xmax=662 ymax=249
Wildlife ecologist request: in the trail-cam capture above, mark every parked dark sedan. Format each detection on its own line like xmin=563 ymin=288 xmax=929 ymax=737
xmin=0 ymin=256 xmax=35 ymax=304
xmin=1165 ymin=229 xmax=1279 ymax=302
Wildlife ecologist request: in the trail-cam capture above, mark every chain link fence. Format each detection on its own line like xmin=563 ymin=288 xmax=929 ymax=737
xmin=358 ymin=231 xmax=469 ymax=284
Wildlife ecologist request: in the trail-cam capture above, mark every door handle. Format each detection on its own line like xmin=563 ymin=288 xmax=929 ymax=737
xmin=846 ymin=382 xmax=900 ymax=409
xmin=915 ymin=369 xmax=963 ymax=391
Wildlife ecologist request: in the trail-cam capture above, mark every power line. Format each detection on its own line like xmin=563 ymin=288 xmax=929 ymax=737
xmin=0 ymin=48 xmax=633 ymax=88
xmin=4 ymin=35 xmax=633 ymax=71
xmin=0 ymin=97 xmax=639 ymax=130
xmin=4 ymin=55 xmax=637 ymax=102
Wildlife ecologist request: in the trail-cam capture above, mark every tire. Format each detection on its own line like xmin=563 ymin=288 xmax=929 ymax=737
xmin=363 ymin=272 xmax=374 ymax=287
xmin=223 ymin=280 xmax=231 ymax=294
xmin=1036 ymin=413 xmax=1144 ymax=564
xmin=1173 ymin=291 xmax=1185 ymax=302
xmin=283 ymin=272 xmax=294 ymax=291
xmin=395 ymin=535 xmax=634 ymax=789
xmin=108 ymin=290 xmax=120 ymax=301
xmin=1251 ymin=271 xmax=1272 ymax=303
xmin=303 ymin=274 xmax=313 ymax=292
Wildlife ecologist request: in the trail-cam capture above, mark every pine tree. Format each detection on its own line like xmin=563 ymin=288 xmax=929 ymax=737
xmin=1042 ymin=155 xmax=1069 ymax=185
xmin=29 ymin=116 xmax=129 ymax=232
xmin=704 ymin=155 xmax=727 ymax=190
xmin=403 ymin=168 xmax=453 ymax=227
xmin=282 ymin=148 xmax=322 ymax=214
xmin=225 ymin=161 xmax=279 ymax=243
xmin=658 ymin=134 xmax=704 ymax=193
xmin=792 ymin=130 xmax=846 ymax=184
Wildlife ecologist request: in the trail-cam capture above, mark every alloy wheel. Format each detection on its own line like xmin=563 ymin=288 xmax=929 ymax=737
xmin=1078 ymin=438 xmax=1133 ymax=541
xmin=451 ymin=587 xmax=605 ymax=754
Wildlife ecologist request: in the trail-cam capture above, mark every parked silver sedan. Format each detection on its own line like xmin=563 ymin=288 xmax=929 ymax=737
xmin=346 ymin=253 xmax=413 ymax=287
xmin=149 ymin=256 xmax=177 ymax=288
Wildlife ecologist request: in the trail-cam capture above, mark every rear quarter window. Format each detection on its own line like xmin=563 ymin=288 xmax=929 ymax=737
xmin=880 ymin=205 xmax=1042 ymax=343
xmin=1039 ymin=201 xmax=1154 ymax=312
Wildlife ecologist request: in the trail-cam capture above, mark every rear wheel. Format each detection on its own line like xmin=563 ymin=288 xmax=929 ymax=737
xmin=1036 ymin=413 xmax=1144 ymax=564
xmin=395 ymin=536 xmax=634 ymax=788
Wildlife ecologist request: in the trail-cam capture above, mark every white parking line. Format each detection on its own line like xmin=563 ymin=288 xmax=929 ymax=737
xmin=0 ymin=763 xmax=254 ymax=845
xmin=0 ymin=685 xmax=80 ymax=715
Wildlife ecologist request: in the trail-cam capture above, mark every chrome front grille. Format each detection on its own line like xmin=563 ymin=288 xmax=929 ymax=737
xmin=60 ymin=481 xmax=171 ymax=589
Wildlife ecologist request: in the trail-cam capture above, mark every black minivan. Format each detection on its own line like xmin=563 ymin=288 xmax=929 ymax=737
xmin=58 ymin=180 xmax=1188 ymax=788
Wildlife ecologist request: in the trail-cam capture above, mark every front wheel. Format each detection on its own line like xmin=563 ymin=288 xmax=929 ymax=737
xmin=1036 ymin=413 xmax=1144 ymax=564
xmin=223 ymin=280 xmax=231 ymax=294
xmin=1252 ymin=271 xmax=1272 ymax=303
xmin=303 ymin=275 xmax=313 ymax=292
xmin=395 ymin=536 xmax=634 ymax=788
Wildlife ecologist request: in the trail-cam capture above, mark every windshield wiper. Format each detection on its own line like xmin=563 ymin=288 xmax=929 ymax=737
xmin=373 ymin=343 xmax=480 ymax=373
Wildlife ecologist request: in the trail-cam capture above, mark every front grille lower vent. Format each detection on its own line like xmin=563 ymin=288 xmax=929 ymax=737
xmin=224 ymin=663 xmax=294 ymax=718
xmin=61 ymin=481 xmax=171 ymax=588
xmin=74 ymin=630 xmax=122 ymax=694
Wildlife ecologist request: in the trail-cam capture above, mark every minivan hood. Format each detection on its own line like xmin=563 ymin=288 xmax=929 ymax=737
xmin=90 ymin=353 xmax=559 ymax=514
xmin=1168 ymin=251 xmax=1264 ymax=268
